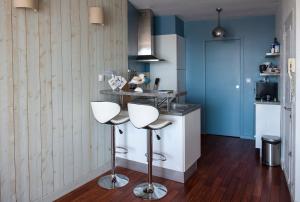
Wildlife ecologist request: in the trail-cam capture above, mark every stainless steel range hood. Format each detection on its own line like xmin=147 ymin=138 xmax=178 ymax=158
xmin=136 ymin=9 xmax=164 ymax=62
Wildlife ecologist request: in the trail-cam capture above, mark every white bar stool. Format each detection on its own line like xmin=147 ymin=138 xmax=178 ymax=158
xmin=91 ymin=101 xmax=130 ymax=189
xmin=128 ymin=103 xmax=172 ymax=200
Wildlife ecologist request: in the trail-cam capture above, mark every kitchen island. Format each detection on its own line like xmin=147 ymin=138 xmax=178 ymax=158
xmin=100 ymin=90 xmax=201 ymax=183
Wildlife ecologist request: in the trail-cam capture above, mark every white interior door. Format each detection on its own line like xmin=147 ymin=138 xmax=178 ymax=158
xmin=282 ymin=11 xmax=296 ymax=196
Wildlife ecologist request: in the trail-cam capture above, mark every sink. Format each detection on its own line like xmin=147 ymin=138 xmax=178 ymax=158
xmin=170 ymin=103 xmax=191 ymax=111
xmin=130 ymin=98 xmax=200 ymax=116
xmin=159 ymin=103 xmax=200 ymax=115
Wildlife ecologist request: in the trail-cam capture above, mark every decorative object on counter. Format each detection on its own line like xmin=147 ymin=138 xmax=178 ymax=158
xmin=89 ymin=6 xmax=104 ymax=25
xmin=129 ymin=74 xmax=146 ymax=85
xmin=129 ymin=74 xmax=151 ymax=92
xmin=134 ymin=87 xmax=143 ymax=93
xmin=212 ymin=8 xmax=226 ymax=38
xmin=108 ymin=75 xmax=127 ymax=90
xmin=14 ymin=0 xmax=38 ymax=11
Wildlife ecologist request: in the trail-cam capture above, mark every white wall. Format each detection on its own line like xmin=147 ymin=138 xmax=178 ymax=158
xmin=276 ymin=0 xmax=299 ymax=201
xmin=0 ymin=0 xmax=128 ymax=201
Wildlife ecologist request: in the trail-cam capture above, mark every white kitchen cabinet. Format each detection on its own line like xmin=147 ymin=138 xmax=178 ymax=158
xmin=255 ymin=103 xmax=281 ymax=150
xmin=150 ymin=34 xmax=186 ymax=92
xmin=115 ymin=109 xmax=201 ymax=182
xmin=151 ymin=34 xmax=185 ymax=68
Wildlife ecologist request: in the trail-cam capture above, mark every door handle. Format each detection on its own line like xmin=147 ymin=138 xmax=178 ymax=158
xmin=284 ymin=107 xmax=292 ymax=111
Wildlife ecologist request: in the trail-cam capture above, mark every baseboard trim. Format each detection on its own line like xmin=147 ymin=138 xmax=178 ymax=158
xmin=41 ymin=163 xmax=111 ymax=202
xmin=116 ymin=157 xmax=197 ymax=183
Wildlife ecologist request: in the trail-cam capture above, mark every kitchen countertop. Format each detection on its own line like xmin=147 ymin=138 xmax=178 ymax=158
xmin=100 ymin=89 xmax=187 ymax=98
xmin=100 ymin=89 xmax=199 ymax=116
xmin=125 ymin=99 xmax=201 ymax=116
xmin=160 ymin=103 xmax=201 ymax=116
xmin=255 ymin=101 xmax=281 ymax=105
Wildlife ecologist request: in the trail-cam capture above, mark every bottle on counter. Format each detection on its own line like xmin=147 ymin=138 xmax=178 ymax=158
xmin=274 ymin=38 xmax=280 ymax=53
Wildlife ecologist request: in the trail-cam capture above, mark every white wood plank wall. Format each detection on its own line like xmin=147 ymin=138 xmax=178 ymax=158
xmin=0 ymin=0 xmax=128 ymax=201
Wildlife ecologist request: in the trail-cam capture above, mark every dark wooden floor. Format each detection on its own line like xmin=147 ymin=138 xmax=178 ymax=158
xmin=56 ymin=135 xmax=291 ymax=202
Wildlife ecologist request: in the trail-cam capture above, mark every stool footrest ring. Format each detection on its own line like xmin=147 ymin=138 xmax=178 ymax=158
xmin=145 ymin=152 xmax=167 ymax=161
xmin=116 ymin=146 xmax=128 ymax=154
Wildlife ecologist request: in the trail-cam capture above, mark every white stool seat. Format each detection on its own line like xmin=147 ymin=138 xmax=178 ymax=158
xmin=148 ymin=119 xmax=172 ymax=130
xmin=111 ymin=115 xmax=130 ymax=125
xmin=91 ymin=101 xmax=120 ymax=124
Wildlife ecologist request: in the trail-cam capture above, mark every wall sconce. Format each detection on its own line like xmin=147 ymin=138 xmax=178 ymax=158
xmin=89 ymin=7 xmax=104 ymax=25
xmin=14 ymin=0 xmax=38 ymax=11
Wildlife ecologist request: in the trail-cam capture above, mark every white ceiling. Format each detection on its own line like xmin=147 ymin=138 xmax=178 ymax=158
xmin=129 ymin=0 xmax=280 ymax=21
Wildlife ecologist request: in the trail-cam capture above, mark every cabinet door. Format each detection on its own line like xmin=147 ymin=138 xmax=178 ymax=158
xmin=153 ymin=115 xmax=185 ymax=172
xmin=154 ymin=35 xmax=177 ymax=66
xmin=255 ymin=104 xmax=281 ymax=149
xmin=184 ymin=109 xmax=201 ymax=170
xmin=177 ymin=36 xmax=186 ymax=69
xmin=177 ymin=69 xmax=186 ymax=92
xmin=116 ymin=113 xmax=185 ymax=172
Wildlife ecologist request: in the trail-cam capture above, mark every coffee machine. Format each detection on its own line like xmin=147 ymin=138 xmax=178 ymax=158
xmin=256 ymin=82 xmax=278 ymax=102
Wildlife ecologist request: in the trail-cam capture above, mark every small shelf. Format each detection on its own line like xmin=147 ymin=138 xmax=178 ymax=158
xmin=265 ymin=53 xmax=280 ymax=57
xmin=260 ymin=72 xmax=280 ymax=76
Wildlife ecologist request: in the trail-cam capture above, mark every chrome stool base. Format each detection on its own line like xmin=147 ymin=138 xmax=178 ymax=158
xmin=98 ymin=174 xmax=129 ymax=189
xmin=133 ymin=182 xmax=168 ymax=200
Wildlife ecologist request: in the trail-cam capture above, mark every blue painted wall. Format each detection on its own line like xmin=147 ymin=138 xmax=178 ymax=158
xmin=154 ymin=16 xmax=184 ymax=37
xmin=185 ymin=15 xmax=276 ymax=139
